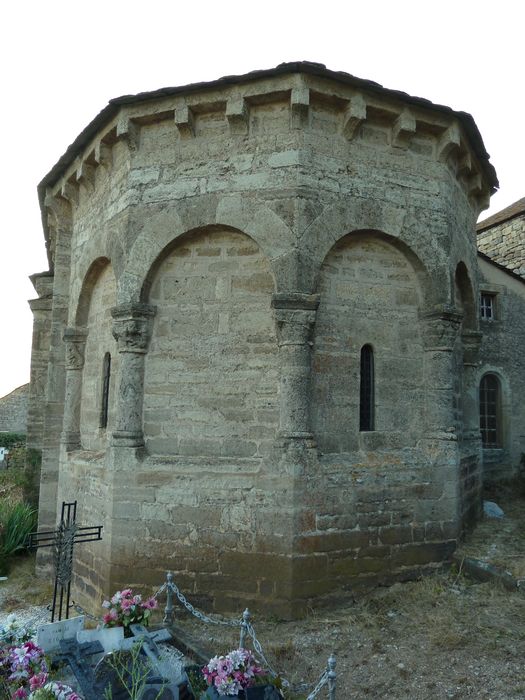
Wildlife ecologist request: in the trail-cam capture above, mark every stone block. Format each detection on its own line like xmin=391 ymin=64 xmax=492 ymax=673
xmin=391 ymin=541 xmax=456 ymax=568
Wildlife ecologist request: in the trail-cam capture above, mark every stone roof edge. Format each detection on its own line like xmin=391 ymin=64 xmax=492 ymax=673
xmin=477 ymin=251 xmax=525 ymax=285
xmin=476 ymin=197 xmax=525 ymax=233
xmin=37 ymin=61 xmax=500 ymax=266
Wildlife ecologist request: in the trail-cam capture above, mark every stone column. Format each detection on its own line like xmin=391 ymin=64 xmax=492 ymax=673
xmin=60 ymin=327 xmax=87 ymax=451
xmin=421 ymin=306 xmax=463 ymax=440
xmin=111 ymin=303 xmax=156 ymax=447
xmin=271 ymin=293 xmax=320 ymax=440
xmin=461 ymin=330 xmax=483 ymax=446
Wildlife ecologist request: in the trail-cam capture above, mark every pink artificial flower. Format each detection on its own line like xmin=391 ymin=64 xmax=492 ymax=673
xmin=11 ymin=688 xmax=27 ymax=699
xmin=29 ymin=671 xmax=48 ymax=690
xmin=121 ymin=598 xmax=133 ymax=610
xmin=121 ymin=588 xmax=133 ymax=597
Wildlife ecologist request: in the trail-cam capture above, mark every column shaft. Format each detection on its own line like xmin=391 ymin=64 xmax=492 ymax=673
xmin=272 ymin=293 xmax=319 ymax=440
xmin=61 ymin=327 xmax=87 ymax=450
xmin=422 ymin=307 xmax=463 ymax=439
xmin=111 ymin=303 xmax=156 ymax=447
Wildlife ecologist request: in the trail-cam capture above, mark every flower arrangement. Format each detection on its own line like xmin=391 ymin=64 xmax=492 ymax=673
xmin=0 ymin=615 xmax=35 ymax=647
xmin=102 ymin=588 xmax=158 ymax=631
xmin=201 ymin=648 xmax=265 ymax=696
xmin=0 ymin=616 xmax=81 ymax=700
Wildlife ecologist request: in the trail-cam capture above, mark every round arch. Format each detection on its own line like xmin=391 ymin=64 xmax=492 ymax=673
xmin=122 ymin=194 xmax=294 ymax=303
xmin=314 ymin=228 xmax=429 ymax=307
xmin=74 ymin=257 xmax=112 ymax=327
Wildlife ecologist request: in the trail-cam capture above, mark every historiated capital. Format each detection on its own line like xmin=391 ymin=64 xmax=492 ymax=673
xmin=111 ymin=303 xmax=156 ymax=353
xmin=271 ymin=293 xmax=320 ymax=346
xmin=421 ymin=306 xmax=463 ymax=350
xmin=63 ymin=327 xmax=87 ymax=370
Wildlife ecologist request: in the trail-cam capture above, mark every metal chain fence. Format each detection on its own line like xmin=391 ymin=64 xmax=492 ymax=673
xmin=42 ymin=571 xmax=337 ymax=698
xmin=158 ymin=571 xmax=337 ymax=698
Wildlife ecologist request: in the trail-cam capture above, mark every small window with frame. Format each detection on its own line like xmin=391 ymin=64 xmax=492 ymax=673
xmin=480 ymin=292 xmax=496 ymax=321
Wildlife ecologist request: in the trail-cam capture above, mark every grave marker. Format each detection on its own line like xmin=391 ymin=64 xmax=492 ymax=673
xmin=36 ymin=616 xmax=85 ymax=652
xmin=28 ymin=500 xmax=102 ymax=621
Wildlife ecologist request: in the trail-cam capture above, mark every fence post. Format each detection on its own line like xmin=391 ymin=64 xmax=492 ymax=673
xmin=327 ymin=653 xmax=336 ymax=700
xmin=163 ymin=571 xmax=174 ymax=625
xmin=240 ymin=608 xmax=251 ymax=648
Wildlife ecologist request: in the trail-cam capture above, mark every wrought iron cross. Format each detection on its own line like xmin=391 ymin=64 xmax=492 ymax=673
xmin=28 ymin=501 xmax=103 ymax=622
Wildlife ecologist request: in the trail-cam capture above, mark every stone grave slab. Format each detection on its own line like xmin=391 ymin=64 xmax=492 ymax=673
xmin=77 ymin=625 xmax=124 ymax=653
xmin=36 ymin=616 xmax=85 ymax=652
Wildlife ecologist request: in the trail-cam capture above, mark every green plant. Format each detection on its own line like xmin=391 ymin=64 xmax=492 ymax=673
xmin=0 ymin=432 xmax=26 ymax=449
xmin=0 ymin=501 xmax=36 ymax=575
xmin=100 ymin=641 xmax=166 ymax=700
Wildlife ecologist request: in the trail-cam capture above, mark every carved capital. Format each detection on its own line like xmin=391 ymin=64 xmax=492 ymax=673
xmin=63 ymin=327 xmax=87 ymax=370
xmin=111 ymin=303 xmax=156 ymax=353
xmin=462 ymin=330 xmax=483 ymax=366
xmin=421 ymin=306 xmax=463 ymax=350
xmin=272 ymin=294 xmax=319 ymax=346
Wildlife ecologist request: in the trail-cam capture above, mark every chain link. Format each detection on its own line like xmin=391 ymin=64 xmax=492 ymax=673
xmin=305 ymin=670 xmax=329 ymax=700
xmin=165 ymin=581 xmax=241 ymax=627
xmin=71 ymin=601 xmax=104 ymax=623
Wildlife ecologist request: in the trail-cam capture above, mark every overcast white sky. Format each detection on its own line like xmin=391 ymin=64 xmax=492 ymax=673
xmin=0 ymin=0 xmax=523 ymax=399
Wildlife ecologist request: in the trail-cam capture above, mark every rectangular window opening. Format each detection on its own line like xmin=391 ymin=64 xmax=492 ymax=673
xmin=480 ymin=293 xmax=496 ymax=320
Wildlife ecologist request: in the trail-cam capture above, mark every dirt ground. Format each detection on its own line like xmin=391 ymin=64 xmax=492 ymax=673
xmin=1 ymin=487 xmax=525 ymax=699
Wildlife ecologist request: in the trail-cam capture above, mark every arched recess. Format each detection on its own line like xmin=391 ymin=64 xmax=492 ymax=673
xmin=454 ymin=262 xmax=477 ymax=332
xmin=142 ymin=226 xmax=279 ymax=458
xmin=77 ymin=258 xmax=118 ymax=450
xmin=311 ymin=230 xmax=426 ymax=452
xmin=300 ymin=200 xmax=440 ymax=303
xmin=120 ymin=195 xmax=294 ymax=303
xmin=453 ymin=262 xmax=478 ymax=437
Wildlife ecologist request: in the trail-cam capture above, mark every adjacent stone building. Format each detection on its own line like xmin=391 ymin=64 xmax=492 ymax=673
xmin=27 ymin=62 xmax=525 ymax=617
xmin=0 ymin=383 xmax=29 ymax=434
xmin=476 ymin=200 xmax=525 ymax=480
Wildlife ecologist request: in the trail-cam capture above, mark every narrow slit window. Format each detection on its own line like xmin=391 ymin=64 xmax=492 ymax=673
xmin=479 ymin=374 xmax=500 ymax=447
xmin=100 ymin=352 xmax=111 ymax=429
xmin=360 ymin=344 xmax=374 ymax=432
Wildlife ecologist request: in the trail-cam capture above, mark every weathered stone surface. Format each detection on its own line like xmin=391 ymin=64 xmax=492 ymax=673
xmin=0 ymin=384 xmax=29 ymax=433
xmin=27 ymin=63 xmax=524 ymax=618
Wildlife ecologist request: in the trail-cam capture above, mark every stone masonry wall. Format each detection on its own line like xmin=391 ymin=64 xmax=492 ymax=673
xmin=477 ymin=257 xmax=525 ymax=479
xmin=478 ymin=213 xmax=525 ymax=278
xmin=35 ymin=67 xmax=493 ymax=617
xmin=312 ymin=234 xmax=423 ymax=452
xmin=80 ymin=263 xmax=118 ymax=451
xmin=144 ymin=228 xmax=278 ymax=458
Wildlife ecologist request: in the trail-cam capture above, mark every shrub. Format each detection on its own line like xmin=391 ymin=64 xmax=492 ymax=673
xmin=0 ymin=433 xmax=26 ymax=450
xmin=0 ymin=501 xmax=36 ymax=575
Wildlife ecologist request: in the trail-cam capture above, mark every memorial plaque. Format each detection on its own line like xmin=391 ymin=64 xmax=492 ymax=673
xmin=36 ymin=616 xmax=85 ymax=652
